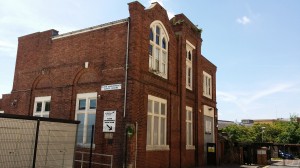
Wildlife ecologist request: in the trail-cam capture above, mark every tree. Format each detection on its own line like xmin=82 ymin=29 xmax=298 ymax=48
xmin=221 ymin=115 xmax=300 ymax=144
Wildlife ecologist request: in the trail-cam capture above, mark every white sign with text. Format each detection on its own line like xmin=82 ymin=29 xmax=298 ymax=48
xmin=103 ymin=111 xmax=116 ymax=132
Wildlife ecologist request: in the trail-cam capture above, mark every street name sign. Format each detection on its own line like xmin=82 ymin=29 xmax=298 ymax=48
xmin=101 ymin=84 xmax=121 ymax=91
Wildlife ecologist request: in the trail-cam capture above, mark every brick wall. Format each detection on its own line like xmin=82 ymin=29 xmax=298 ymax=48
xmin=1 ymin=1 xmax=217 ymax=168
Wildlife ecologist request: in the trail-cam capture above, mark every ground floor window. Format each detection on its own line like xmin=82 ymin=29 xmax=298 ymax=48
xmin=33 ymin=96 xmax=51 ymax=117
xmin=146 ymin=95 xmax=169 ymax=150
xmin=75 ymin=92 xmax=97 ymax=147
xmin=186 ymin=106 xmax=195 ymax=149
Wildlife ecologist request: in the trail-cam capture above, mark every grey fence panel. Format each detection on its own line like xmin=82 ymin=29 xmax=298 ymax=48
xmin=35 ymin=121 xmax=77 ymax=168
xmin=0 ymin=118 xmax=36 ymax=168
xmin=0 ymin=114 xmax=79 ymax=168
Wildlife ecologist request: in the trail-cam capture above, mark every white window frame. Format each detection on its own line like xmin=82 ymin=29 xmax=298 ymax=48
xmin=203 ymin=71 xmax=212 ymax=99
xmin=75 ymin=92 xmax=97 ymax=147
xmin=186 ymin=40 xmax=195 ymax=90
xmin=147 ymin=95 xmax=169 ymax=151
xmin=149 ymin=20 xmax=169 ymax=79
xmin=33 ymin=96 xmax=51 ymax=117
xmin=186 ymin=106 xmax=195 ymax=150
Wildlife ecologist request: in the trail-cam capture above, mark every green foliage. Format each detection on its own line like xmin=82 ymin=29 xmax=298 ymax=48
xmin=221 ymin=115 xmax=300 ymax=144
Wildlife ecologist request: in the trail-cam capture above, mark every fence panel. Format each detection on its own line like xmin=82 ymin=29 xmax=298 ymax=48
xmin=0 ymin=118 xmax=36 ymax=168
xmin=0 ymin=114 xmax=79 ymax=168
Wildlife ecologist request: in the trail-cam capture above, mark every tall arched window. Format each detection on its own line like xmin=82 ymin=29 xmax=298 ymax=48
xmin=186 ymin=40 xmax=195 ymax=90
xmin=149 ymin=21 xmax=169 ymax=79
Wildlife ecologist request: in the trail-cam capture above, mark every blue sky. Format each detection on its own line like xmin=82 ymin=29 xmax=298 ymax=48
xmin=1 ymin=0 xmax=300 ymax=121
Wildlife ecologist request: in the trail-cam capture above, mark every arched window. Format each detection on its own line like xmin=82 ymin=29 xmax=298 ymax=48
xmin=186 ymin=40 xmax=195 ymax=90
xmin=150 ymin=29 xmax=154 ymax=41
xmin=162 ymin=38 xmax=166 ymax=49
xmin=149 ymin=21 xmax=169 ymax=79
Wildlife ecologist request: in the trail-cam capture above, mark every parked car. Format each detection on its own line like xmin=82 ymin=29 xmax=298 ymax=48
xmin=279 ymin=150 xmax=295 ymax=159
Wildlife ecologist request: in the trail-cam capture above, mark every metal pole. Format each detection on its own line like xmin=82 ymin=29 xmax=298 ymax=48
xmin=89 ymin=125 xmax=94 ymax=168
xmin=32 ymin=119 xmax=40 ymax=168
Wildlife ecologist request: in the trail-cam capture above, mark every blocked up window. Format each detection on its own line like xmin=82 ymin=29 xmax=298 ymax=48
xmin=33 ymin=96 xmax=51 ymax=117
xmin=75 ymin=92 xmax=97 ymax=147
xmin=205 ymin=120 xmax=212 ymax=134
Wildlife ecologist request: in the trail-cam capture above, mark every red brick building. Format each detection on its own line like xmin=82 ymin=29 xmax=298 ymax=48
xmin=0 ymin=2 xmax=217 ymax=168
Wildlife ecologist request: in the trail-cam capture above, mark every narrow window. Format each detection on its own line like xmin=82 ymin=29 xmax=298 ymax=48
xmin=186 ymin=106 xmax=194 ymax=148
xmin=36 ymin=102 xmax=42 ymax=112
xmin=203 ymin=72 xmax=212 ymax=99
xmin=155 ymin=48 xmax=160 ymax=71
xmin=75 ymin=92 xmax=97 ymax=147
xmin=162 ymin=38 xmax=166 ymax=49
xmin=162 ymin=52 xmax=167 ymax=74
xmin=149 ymin=44 xmax=153 ymax=68
xmin=156 ymin=26 xmax=160 ymax=45
xmin=188 ymin=51 xmax=192 ymax=61
xmin=150 ymin=29 xmax=154 ymax=41
xmin=188 ymin=68 xmax=192 ymax=87
xmin=186 ymin=41 xmax=195 ymax=90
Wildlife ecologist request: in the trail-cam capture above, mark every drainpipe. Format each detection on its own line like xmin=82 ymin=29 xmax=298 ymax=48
xmin=135 ymin=122 xmax=138 ymax=168
xmin=123 ymin=17 xmax=130 ymax=168
xmin=124 ymin=17 xmax=130 ymax=118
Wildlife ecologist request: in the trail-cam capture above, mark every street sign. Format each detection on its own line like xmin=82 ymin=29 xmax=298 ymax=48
xmin=103 ymin=111 xmax=116 ymax=132
xmin=101 ymin=84 xmax=121 ymax=91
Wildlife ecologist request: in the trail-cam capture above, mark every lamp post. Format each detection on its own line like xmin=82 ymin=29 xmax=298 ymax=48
xmin=261 ymin=127 xmax=265 ymax=143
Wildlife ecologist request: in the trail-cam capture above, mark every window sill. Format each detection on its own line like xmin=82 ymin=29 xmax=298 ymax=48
xmin=186 ymin=87 xmax=193 ymax=91
xmin=203 ymin=94 xmax=212 ymax=99
xmin=146 ymin=145 xmax=170 ymax=151
xmin=186 ymin=145 xmax=195 ymax=150
xmin=77 ymin=143 xmax=95 ymax=149
xmin=149 ymin=69 xmax=168 ymax=79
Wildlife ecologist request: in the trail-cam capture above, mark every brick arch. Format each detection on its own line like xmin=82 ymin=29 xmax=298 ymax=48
xmin=72 ymin=68 xmax=101 ymax=85
xmin=32 ymin=75 xmax=53 ymax=89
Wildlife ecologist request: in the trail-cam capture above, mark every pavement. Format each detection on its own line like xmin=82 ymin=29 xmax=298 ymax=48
xmin=198 ymin=159 xmax=300 ymax=168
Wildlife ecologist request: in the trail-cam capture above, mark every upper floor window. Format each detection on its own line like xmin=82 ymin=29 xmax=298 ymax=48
xmin=75 ymin=92 xmax=97 ymax=147
xmin=203 ymin=71 xmax=212 ymax=99
xmin=149 ymin=21 xmax=169 ymax=79
xmin=33 ymin=96 xmax=51 ymax=117
xmin=186 ymin=40 xmax=195 ymax=90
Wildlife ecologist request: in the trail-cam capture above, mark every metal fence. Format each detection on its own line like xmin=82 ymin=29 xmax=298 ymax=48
xmin=74 ymin=125 xmax=113 ymax=168
xmin=74 ymin=151 xmax=113 ymax=168
xmin=0 ymin=114 xmax=79 ymax=168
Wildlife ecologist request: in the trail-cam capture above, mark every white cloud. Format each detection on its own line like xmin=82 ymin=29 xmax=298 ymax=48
xmin=244 ymin=83 xmax=294 ymax=104
xmin=237 ymin=16 xmax=251 ymax=25
xmin=217 ymin=91 xmax=237 ymax=102
xmin=218 ymin=83 xmax=295 ymax=116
